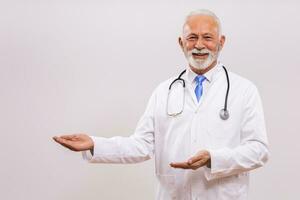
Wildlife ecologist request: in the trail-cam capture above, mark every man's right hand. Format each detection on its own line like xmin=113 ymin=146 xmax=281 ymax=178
xmin=53 ymin=134 xmax=94 ymax=152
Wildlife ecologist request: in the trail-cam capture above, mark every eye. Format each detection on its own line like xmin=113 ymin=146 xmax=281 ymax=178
xmin=187 ymin=36 xmax=197 ymax=41
xmin=204 ymin=36 xmax=212 ymax=39
xmin=203 ymin=36 xmax=213 ymax=41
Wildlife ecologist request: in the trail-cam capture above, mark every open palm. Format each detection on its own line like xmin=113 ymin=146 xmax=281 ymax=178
xmin=53 ymin=134 xmax=94 ymax=152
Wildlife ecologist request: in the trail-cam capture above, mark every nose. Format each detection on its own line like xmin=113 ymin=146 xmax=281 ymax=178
xmin=195 ymin=39 xmax=205 ymax=50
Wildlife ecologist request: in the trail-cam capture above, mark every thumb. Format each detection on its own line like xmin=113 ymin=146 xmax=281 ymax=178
xmin=188 ymin=155 xmax=200 ymax=165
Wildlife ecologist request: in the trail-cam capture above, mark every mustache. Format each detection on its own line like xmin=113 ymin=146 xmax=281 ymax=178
xmin=190 ymin=48 xmax=211 ymax=54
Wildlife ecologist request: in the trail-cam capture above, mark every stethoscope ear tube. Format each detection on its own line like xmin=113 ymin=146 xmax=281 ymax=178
xmin=168 ymin=70 xmax=186 ymax=90
xmin=167 ymin=70 xmax=187 ymax=116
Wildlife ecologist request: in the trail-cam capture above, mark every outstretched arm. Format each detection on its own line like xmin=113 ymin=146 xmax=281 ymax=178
xmin=53 ymin=89 xmax=157 ymax=164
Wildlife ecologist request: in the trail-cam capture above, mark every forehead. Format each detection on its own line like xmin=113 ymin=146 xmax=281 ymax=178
xmin=183 ymin=15 xmax=219 ymax=36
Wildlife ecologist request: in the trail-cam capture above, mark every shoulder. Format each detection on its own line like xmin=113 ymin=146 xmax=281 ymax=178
xmin=152 ymin=74 xmax=180 ymax=95
xmin=227 ymin=70 xmax=261 ymax=105
xmin=227 ymin=70 xmax=258 ymax=93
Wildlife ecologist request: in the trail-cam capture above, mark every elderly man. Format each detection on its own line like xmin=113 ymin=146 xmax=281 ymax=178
xmin=53 ymin=9 xmax=269 ymax=200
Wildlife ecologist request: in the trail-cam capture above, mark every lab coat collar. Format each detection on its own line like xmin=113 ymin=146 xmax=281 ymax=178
xmin=185 ymin=61 xmax=223 ymax=85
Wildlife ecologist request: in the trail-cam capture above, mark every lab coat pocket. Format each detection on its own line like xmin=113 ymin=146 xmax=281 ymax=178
xmin=157 ymin=175 xmax=177 ymax=199
xmin=218 ymin=174 xmax=245 ymax=200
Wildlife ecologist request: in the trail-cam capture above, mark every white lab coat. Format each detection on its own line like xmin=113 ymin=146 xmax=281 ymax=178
xmin=82 ymin=63 xmax=269 ymax=200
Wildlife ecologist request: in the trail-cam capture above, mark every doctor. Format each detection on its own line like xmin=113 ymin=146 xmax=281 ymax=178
xmin=53 ymin=9 xmax=269 ymax=200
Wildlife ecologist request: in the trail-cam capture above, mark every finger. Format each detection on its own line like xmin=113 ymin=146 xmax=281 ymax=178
xmin=188 ymin=155 xmax=201 ymax=165
xmin=53 ymin=136 xmax=63 ymax=143
xmin=170 ymin=162 xmax=190 ymax=169
xmin=53 ymin=137 xmax=77 ymax=151
xmin=189 ymin=159 xmax=206 ymax=167
xmin=60 ymin=134 xmax=77 ymax=140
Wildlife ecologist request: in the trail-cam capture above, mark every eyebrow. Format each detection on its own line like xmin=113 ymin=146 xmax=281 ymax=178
xmin=203 ymin=33 xmax=214 ymax=36
xmin=186 ymin=33 xmax=198 ymax=37
xmin=186 ymin=32 xmax=215 ymax=37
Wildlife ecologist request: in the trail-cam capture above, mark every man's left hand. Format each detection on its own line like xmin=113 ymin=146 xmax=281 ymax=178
xmin=170 ymin=150 xmax=211 ymax=170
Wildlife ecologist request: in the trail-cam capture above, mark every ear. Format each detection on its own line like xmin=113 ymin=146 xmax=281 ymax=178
xmin=178 ymin=37 xmax=184 ymax=50
xmin=218 ymin=35 xmax=226 ymax=50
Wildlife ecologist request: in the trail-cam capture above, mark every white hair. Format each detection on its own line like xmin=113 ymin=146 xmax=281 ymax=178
xmin=184 ymin=9 xmax=222 ymax=36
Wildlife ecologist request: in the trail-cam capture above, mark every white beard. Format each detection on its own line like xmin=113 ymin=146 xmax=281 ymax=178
xmin=185 ymin=47 xmax=219 ymax=70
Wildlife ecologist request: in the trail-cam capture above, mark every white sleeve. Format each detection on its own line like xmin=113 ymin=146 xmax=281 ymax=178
xmin=204 ymin=84 xmax=270 ymax=180
xmin=81 ymin=89 xmax=157 ymax=164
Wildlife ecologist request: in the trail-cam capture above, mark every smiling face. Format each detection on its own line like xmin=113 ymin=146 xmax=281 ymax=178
xmin=179 ymin=14 xmax=225 ymax=74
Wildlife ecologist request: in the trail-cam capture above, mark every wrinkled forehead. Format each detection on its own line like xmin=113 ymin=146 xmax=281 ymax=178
xmin=182 ymin=15 xmax=220 ymax=37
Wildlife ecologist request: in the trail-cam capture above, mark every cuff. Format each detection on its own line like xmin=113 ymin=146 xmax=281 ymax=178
xmin=203 ymin=148 xmax=231 ymax=181
xmin=81 ymin=136 xmax=97 ymax=161
xmin=82 ymin=150 xmax=93 ymax=161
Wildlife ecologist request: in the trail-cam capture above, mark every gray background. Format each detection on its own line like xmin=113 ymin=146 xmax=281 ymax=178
xmin=1 ymin=0 xmax=299 ymax=199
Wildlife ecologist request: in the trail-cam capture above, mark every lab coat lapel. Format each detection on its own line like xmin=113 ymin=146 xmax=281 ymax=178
xmin=186 ymin=84 xmax=199 ymax=108
xmin=182 ymin=72 xmax=198 ymax=108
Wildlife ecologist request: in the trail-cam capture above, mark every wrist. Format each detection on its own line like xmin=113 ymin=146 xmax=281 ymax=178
xmin=206 ymin=158 xmax=211 ymax=168
xmin=88 ymin=136 xmax=94 ymax=155
xmin=206 ymin=150 xmax=211 ymax=168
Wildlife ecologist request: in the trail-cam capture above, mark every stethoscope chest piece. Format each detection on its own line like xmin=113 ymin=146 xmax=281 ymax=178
xmin=219 ymin=109 xmax=229 ymax=120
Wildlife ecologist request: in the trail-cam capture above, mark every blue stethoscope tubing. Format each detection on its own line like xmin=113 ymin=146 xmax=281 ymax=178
xmin=168 ymin=66 xmax=230 ymax=120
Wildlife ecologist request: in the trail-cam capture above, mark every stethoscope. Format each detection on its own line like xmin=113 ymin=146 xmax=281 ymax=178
xmin=167 ymin=65 xmax=230 ymax=120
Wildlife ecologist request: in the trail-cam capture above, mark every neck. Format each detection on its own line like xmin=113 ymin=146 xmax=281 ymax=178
xmin=189 ymin=60 xmax=218 ymax=75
